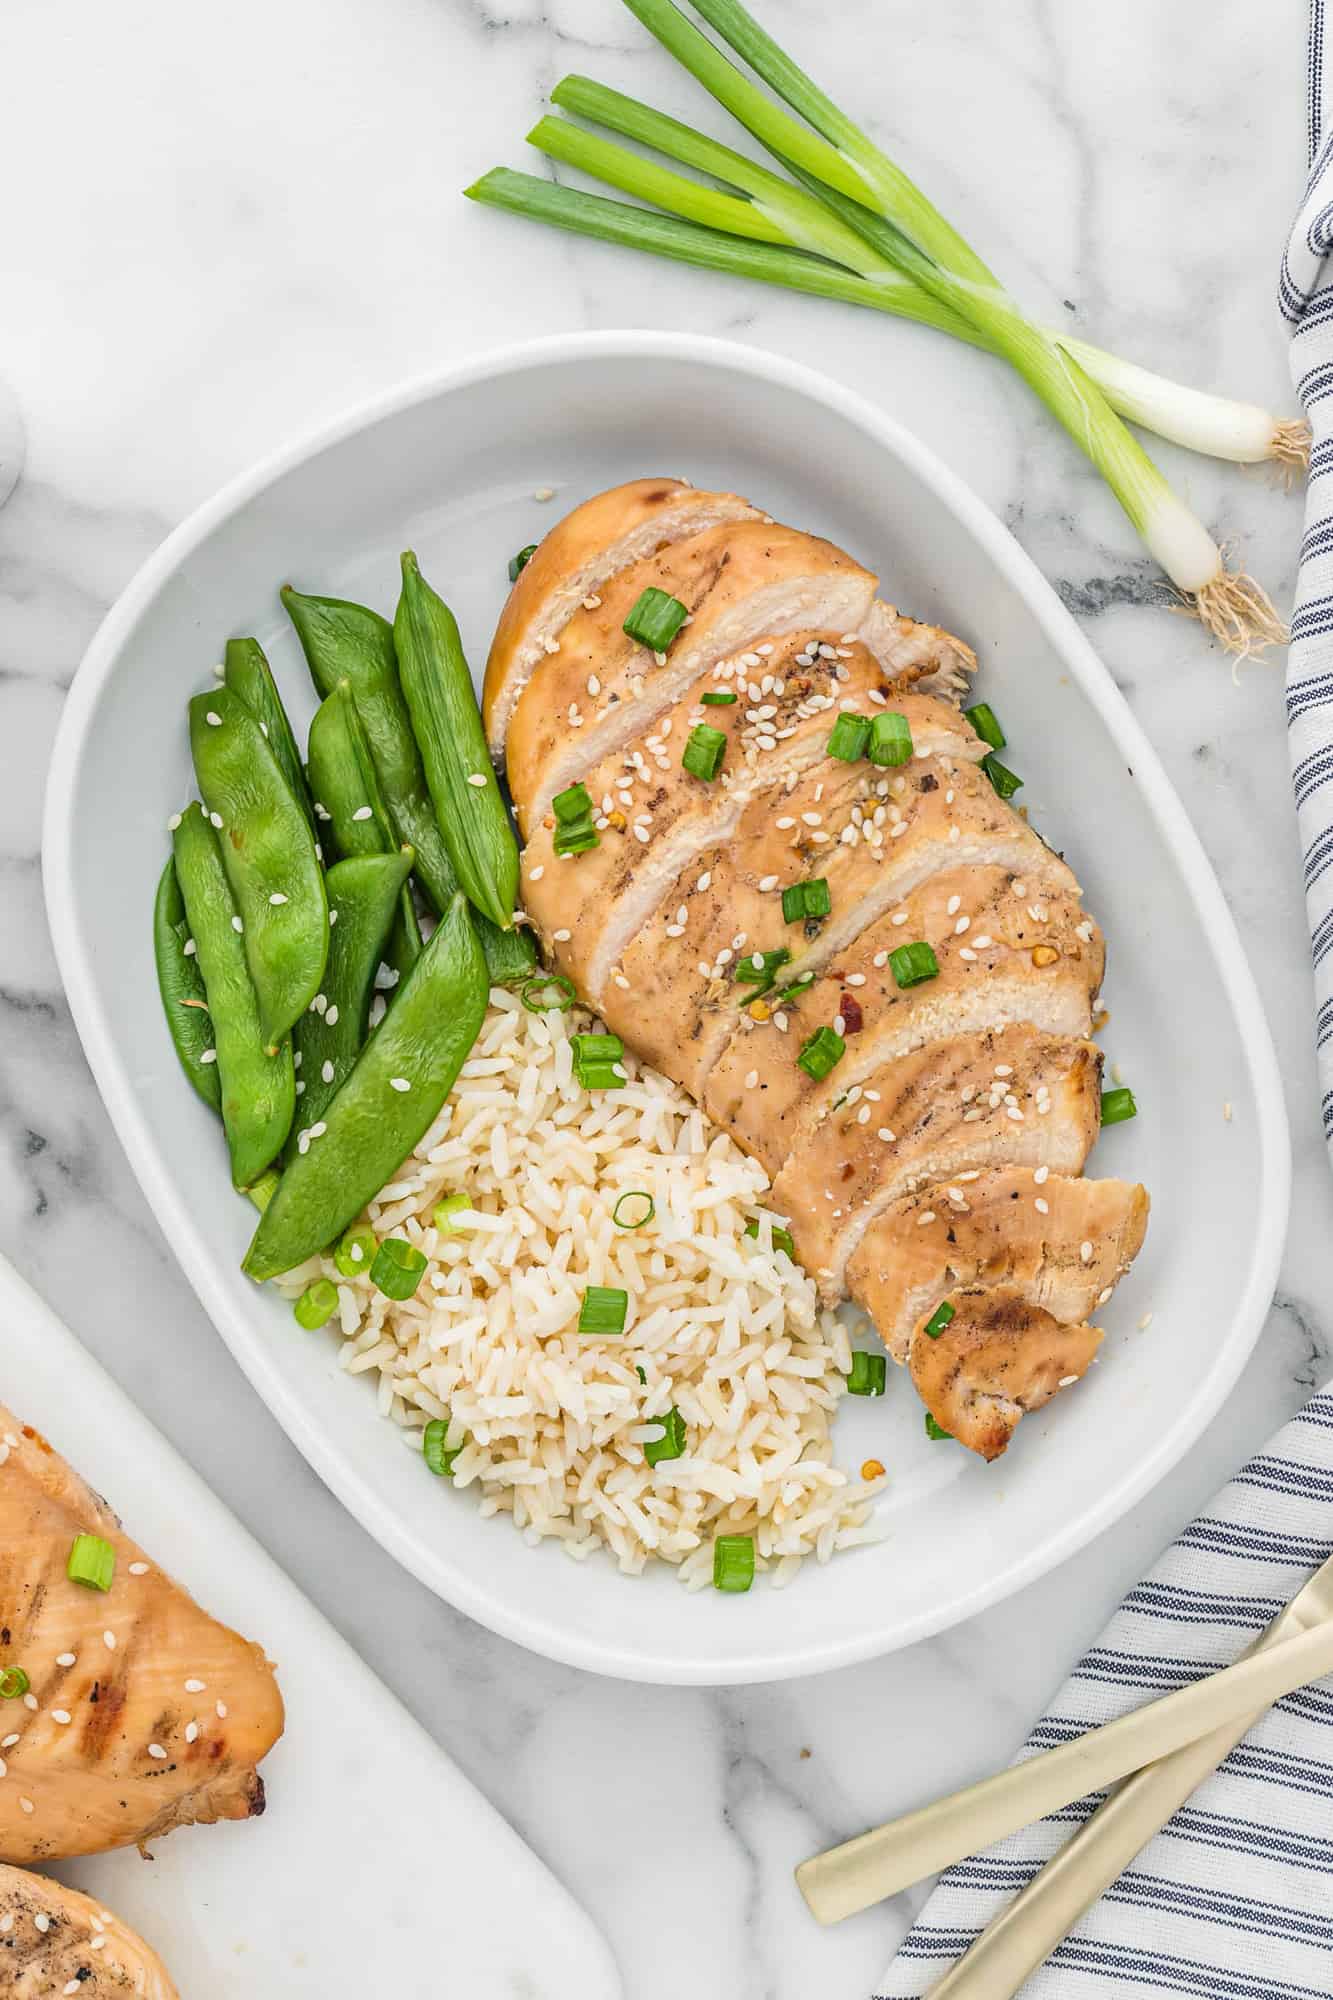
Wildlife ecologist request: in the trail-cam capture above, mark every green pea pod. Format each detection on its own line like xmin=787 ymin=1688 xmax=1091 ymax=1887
xmin=189 ymin=686 xmax=329 ymax=1049
xmin=223 ymin=637 xmax=313 ymax=829
xmin=394 ymin=551 xmax=519 ymax=932
xmin=307 ymin=685 xmax=422 ymax=980
xmin=281 ymin=585 xmax=459 ymax=914
xmin=153 ymin=852 xmax=221 ymax=1112
xmin=172 ymin=804 xmax=295 ymax=1189
xmin=243 ymin=892 xmax=488 ymax=1279
xmin=288 ymin=848 xmax=416 ymax=1154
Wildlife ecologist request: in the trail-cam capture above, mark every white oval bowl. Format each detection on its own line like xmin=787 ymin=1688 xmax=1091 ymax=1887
xmin=43 ymin=332 xmax=1289 ymax=1684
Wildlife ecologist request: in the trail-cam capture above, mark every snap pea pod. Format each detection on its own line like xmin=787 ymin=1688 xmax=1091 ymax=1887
xmin=243 ymin=891 xmax=488 ymax=1278
xmin=153 ymin=853 xmax=221 ymax=1111
xmin=281 ymin=585 xmax=458 ymax=913
xmin=394 ymin=551 xmax=519 ymax=932
xmin=189 ymin=687 xmax=328 ymax=1049
xmin=223 ymin=637 xmax=313 ymax=829
xmin=287 ymin=848 xmax=415 ymax=1153
xmin=307 ymin=684 xmax=422 ymax=981
xmin=172 ymin=804 xmax=295 ymax=1189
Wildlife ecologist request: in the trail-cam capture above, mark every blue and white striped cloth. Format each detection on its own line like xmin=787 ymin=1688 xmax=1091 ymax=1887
xmin=1288 ymin=0 xmax=1333 ymax=1136
xmin=877 ymin=1395 xmax=1333 ymax=1997
xmin=877 ymin=20 xmax=1333 ymax=1995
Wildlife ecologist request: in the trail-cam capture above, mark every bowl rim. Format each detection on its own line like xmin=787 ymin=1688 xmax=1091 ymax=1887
xmin=42 ymin=328 xmax=1291 ymax=1683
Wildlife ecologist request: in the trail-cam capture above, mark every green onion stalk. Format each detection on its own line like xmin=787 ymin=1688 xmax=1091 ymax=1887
xmin=466 ymin=0 xmax=1297 ymax=653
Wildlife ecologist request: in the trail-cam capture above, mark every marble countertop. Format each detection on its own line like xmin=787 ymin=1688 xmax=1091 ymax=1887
xmin=1 ymin=2 xmax=1323 ymax=1994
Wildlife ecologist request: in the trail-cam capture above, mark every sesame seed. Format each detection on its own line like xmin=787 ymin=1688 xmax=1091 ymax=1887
xmin=211 ymin=812 xmax=223 ymax=828
xmin=2 ymin=1735 xmax=18 ymax=1748
xmin=186 ymin=1721 xmax=199 ymax=1743
xmin=1080 ymin=1240 xmax=1093 ymax=1263
xmin=321 ymin=1059 xmax=335 ymax=1083
xmin=466 ymin=772 xmax=488 ymax=788
xmin=775 ymin=816 xmax=795 ymax=829
xmin=1138 ymin=1312 xmax=1153 ymax=1331
xmin=758 ymin=874 xmax=779 ymax=892
xmin=168 ymin=811 xmax=182 ymax=831
xmin=1035 ymin=1197 xmax=1049 ymax=1214
xmin=199 ymin=1048 xmax=217 ymax=1065
xmin=352 ymin=805 xmax=374 ymax=821
xmin=128 ymin=1561 xmax=149 ymax=1576
xmin=583 ymin=594 xmax=602 ymax=610
xmin=148 ymin=1743 xmax=167 ymax=1760
xmin=614 ymin=973 xmax=630 ymax=989
xmin=325 ymin=1004 xmax=339 ymax=1026
xmin=955 ymin=916 xmax=970 ymax=934
xmin=52 ymin=1709 xmax=70 ymax=1725
xmin=1058 ymin=1375 xmax=1080 ymax=1389
xmin=697 ymin=871 xmax=712 ymax=890
xmin=216 ymin=1701 xmax=228 ymax=1718
xmin=18 ymin=1797 xmax=33 ymax=1814
xmin=308 ymin=1120 xmax=327 ymax=1137
xmin=103 ymin=1630 xmax=116 ymax=1650
xmin=56 ymin=1654 xmax=75 ymax=1668
xmin=205 ymin=710 xmax=222 ymax=727
xmin=534 ymin=485 xmax=554 ymax=500
xmin=34 ymin=1912 xmax=50 ymax=1932
xmin=269 ymin=891 xmax=288 ymax=906
xmin=1097 ymin=1286 xmax=1113 ymax=1305
xmin=916 ymin=1211 xmax=936 ymax=1226
xmin=801 ymin=811 xmax=822 ymax=826
xmin=231 ymin=915 xmax=243 ymax=933
xmin=1034 ymin=1165 xmax=1049 ymax=1183
xmin=183 ymin=938 xmax=196 ymax=955
xmin=947 ymin=895 xmax=961 ymax=915
xmin=744 ymin=1069 xmax=759 ymax=1089
xmin=185 ymin=1679 xmax=206 ymax=1693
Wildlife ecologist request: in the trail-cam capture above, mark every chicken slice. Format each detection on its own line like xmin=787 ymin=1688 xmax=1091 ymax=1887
xmin=907 ymin=1286 xmax=1104 ymax=1460
xmin=773 ymin=1026 xmax=1104 ymax=1298
xmin=596 ymin=752 xmax=1077 ymax=1102
xmin=506 ymin=521 xmax=877 ymax=830
xmin=0 ymin=1406 xmax=284 ymax=1864
xmin=861 ymin=598 xmax=977 ymax=699
xmin=483 ymin=477 xmax=759 ymax=757
xmin=522 ymin=670 xmax=982 ymax=1006
xmin=847 ymin=1169 xmax=1148 ymax=1363
xmin=0 ymin=1862 xmax=177 ymax=1995
xmin=706 ymin=871 xmax=1103 ymax=1163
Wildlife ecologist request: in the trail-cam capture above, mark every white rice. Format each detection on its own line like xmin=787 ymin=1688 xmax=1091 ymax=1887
xmin=278 ymin=988 xmax=888 ymax=1587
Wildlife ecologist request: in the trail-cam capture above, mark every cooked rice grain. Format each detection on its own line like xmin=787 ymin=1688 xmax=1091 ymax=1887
xmin=278 ymin=989 xmax=887 ymax=1585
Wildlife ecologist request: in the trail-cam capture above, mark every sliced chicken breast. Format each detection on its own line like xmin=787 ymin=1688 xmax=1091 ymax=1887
xmin=908 ymin=1286 xmax=1104 ymax=1460
xmin=861 ymin=598 xmax=977 ymax=699
xmin=0 ymin=1405 xmax=284 ymax=1864
xmin=483 ymin=478 xmax=759 ymax=757
xmin=847 ymin=1169 xmax=1149 ymax=1362
xmin=773 ymin=1026 xmax=1104 ymax=1298
xmin=506 ymin=521 xmax=877 ymax=830
xmin=0 ymin=1863 xmax=177 ymax=1995
xmin=706 ymin=871 xmax=1103 ymax=1163
xmin=595 ymin=751 xmax=1078 ymax=1102
xmin=522 ymin=672 xmax=982 ymax=1006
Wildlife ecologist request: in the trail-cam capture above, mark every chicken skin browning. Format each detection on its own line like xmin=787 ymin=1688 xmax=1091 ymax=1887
xmin=0 ymin=1406 xmax=284 ymax=1863
xmin=501 ymin=481 xmax=1149 ymax=1457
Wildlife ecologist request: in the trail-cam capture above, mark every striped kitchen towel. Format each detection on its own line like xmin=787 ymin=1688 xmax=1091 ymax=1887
xmin=876 ymin=1391 xmax=1333 ymax=1997
xmin=1286 ymin=0 xmax=1333 ymax=1141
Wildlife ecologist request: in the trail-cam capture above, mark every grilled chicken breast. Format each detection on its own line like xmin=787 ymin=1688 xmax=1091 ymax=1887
xmin=500 ymin=480 xmax=1149 ymax=1457
xmin=0 ymin=1863 xmax=178 ymax=1996
xmin=0 ymin=1407 xmax=283 ymax=1863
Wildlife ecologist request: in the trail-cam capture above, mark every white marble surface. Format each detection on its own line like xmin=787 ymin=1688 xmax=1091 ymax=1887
xmin=1 ymin=2 xmax=1323 ymax=1995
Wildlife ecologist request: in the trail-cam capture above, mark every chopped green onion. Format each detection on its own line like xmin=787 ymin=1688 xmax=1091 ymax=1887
xmin=334 ymin=1225 xmax=377 ymax=1278
xmin=577 ymin=1064 xmax=624 ymax=1089
xmin=521 ymin=972 xmax=577 ymax=1012
xmin=713 ymin=1533 xmax=755 ymax=1592
xmin=745 ymin=1215 xmax=795 ymax=1258
xmin=644 ymin=1407 xmax=687 ymax=1466
xmin=924 ymin=1301 xmax=956 ymax=1339
xmin=782 ymin=878 xmax=831 ymax=923
xmin=635 ymin=1363 xmax=648 ymax=1385
xmin=983 ymin=754 xmax=1023 ymax=801
xmin=422 ymin=1417 xmax=464 ymax=1477
xmin=613 ymin=1190 xmax=655 ymax=1229
xmin=925 ymin=1413 xmax=953 ymax=1441
xmin=67 ymin=1534 xmax=117 ymax=1592
xmin=624 ymin=585 xmax=689 ymax=651
xmin=579 ymin=1285 xmax=628 ymax=1336
xmin=553 ymin=782 xmax=594 ymax=824
xmin=868 ymin=710 xmax=913 ymax=767
xmin=508 ymin=543 xmax=538 ymax=582
xmin=700 ymin=688 xmax=737 ymax=705
xmin=827 ymin=711 xmax=870 ymax=761
xmin=964 ymin=701 xmax=1006 ymax=750
xmin=797 ymin=1023 xmax=845 ymax=1080
xmin=1101 ymin=1086 xmax=1138 ymax=1125
xmin=682 ymin=722 xmax=727 ymax=782
xmin=433 ymin=1192 xmax=475 ymax=1233
xmin=572 ymin=1032 xmax=623 ymax=1065
xmin=0 ymin=1667 xmax=30 ymax=1700
xmin=294 ymin=1279 xmax=340 ymax=1329
xmin=846 ymin=1351 xmax=886 ymax=1396
xmin=889 ymin=941 xmax=939 ymax=989
xmin=734 ymin=946 xmax=790 ymax=986
xmin=776 ymin=970 xmax=817 ymax=1002
xmin=554 ymin=819 xmax=599 ymax=856
xmin=370 ymin=1238 xmax=428 ymax=1301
